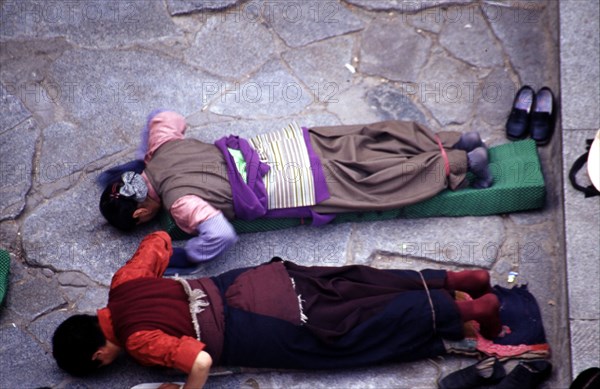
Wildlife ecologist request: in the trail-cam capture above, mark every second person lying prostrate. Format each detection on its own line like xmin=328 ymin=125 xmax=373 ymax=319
xmin=99 ymin=111 xmax=493 ymax=269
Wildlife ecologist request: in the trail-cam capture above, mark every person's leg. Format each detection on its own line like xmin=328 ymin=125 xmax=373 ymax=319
xmin=467 ymin=147 xmax=494 ymax=189
xmin=455 ymin=293 xmax=502 ymax=339
xmin=445 ymin=269 xmax=492 ymax=298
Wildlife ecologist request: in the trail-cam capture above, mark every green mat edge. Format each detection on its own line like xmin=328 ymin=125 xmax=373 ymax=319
xmin=0 ymin=249 xmax=10 ymax=306
xmin=162 ymin=139 xmax=545 ymax=240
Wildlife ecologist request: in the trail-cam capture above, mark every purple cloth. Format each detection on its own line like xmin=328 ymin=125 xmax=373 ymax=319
xmin=214 ymin=129 xmax=334 ymax=226
xmin=214 ymin=136 xmax=270 ymax=220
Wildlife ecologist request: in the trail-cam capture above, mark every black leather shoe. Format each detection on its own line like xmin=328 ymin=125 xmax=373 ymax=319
xmin=494 ymin=360 xmax=552 ymax=389
xmin=438 ymin=357 xmax=506 ymax=389
xmin=530 ymin=87 xmax=556 ymax=146
xmin=506 ymin=85 xmax=535 ymax=140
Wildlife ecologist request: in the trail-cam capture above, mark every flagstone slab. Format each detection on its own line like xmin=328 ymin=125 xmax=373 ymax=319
xmin=6 ymin=276 xmax=65 ymax=321
xmin=570 ymin=319 xmax=600 ymax=376
xmin=185 ymin=15 xmax=276 ymax=79
xmin=366 ymin=83 xmax=427 ymax=124
xmin=559 ymin=0 xmax=600 ymax=130
xmin=167 ymin=0 xmax=241 ymax=15
xmin=282 ymin=35 xmax=356 ymax=96
xmin=0 ymin=118 xmax=39 ymax=220
xmin=350 ymin=217 xmax=506 ymax=268
xmin=38 ymin=121 xmax=123 ymax=184
xmin=419 ymin=51 xmax=478 ymax=125
xmin=0 ymin=325 xmax=66 ymax=388
xmin=187 ymin=112 xmax=341 ymax=142
xmin=361 ymin=16 xmax=431 ymax=82
xmin=475 ymin=68 xmax=518 ymax=128
xmin=183 ymin=223 xmax=353 ymax=279
xmin=22 ymin=178 xmax=157 ymax=286
xmin=439 ymin=7 xmax=504 ymax=68
xmin=483 ymin=2 xmax=558 ymax=89
xmin=0 ymin=0 xmax=180 ymax=48
xmin=0 ymin=83 xmax=31 ymax=135
xmin=344 ymin=0 xmax=475 ymax=11
xmin=208 ymin=60 xmax=312 ymax=119
xmin=268 ymin=0 xmax=365 ymax=48
xmin=50 ymin=49 xmax=224 ymax=146
xmin=28 ymin=309 xmax=71 ymax=345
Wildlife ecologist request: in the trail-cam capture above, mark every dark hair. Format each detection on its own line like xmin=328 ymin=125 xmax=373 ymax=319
xmin=52 ymin=315 xmax=106 ymax=377
xmin=99 ymin=181 xmax=139 ymax=231
xmin=97 ymin=160 xmax=146 ymax=231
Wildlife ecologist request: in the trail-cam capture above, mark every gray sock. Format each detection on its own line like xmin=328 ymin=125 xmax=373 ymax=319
xmin=468 ymin=147 xmax=493 ymax=189
xmin=454 ymin=132 xmax=485 ymax=152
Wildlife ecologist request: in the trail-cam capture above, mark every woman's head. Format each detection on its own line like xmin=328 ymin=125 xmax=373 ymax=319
xmin=99 ymin=175 xmax=161 ymax=231
xmin=98 ymin=161 xmax=159 ymax=231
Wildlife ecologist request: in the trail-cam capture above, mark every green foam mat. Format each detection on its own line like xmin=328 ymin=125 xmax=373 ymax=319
xmin=161 ymin=139 xmax=545 ymax=240
xmin=0 ymin=249 xmax=9 ymax=305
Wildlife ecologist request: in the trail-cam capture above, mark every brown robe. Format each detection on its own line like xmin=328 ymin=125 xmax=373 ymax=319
xmin=308 ymin=121 xmax=468 ymax=213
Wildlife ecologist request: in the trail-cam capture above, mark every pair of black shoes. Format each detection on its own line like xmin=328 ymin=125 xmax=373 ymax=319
xmin=439 ymin=357 xmax=552 ymax=389
xmin=506 ymin=86 xmax=556 ymax=146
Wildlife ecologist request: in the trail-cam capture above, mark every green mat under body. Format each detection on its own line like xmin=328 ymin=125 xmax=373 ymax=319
xmin=162 ymin=140 xmax=545 ymax=240
xmin=0 ymin=249 xmax=9 ymax=305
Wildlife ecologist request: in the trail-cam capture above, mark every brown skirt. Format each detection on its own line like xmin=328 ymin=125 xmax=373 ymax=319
xmin=308 ymin=121 xmax=468 ymax=213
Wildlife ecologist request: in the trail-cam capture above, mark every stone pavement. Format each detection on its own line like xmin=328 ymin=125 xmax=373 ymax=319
xmin=0 ymin=0 xmax=595 ymax=388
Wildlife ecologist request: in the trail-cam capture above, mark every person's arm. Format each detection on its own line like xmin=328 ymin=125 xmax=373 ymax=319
xmin=184 ymin=351 xmax=212 ymax=389
xmin=185 ymin=213 xmax=238 ymax=263
xmin=170 ymin=196 xmax=238 ymax=263
xmin=110 ymin=231 xmax=172 ymax=288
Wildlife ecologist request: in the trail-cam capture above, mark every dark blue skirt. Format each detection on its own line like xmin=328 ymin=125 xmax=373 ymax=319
xmin=214 ymin=262 xmax=464 ymax=369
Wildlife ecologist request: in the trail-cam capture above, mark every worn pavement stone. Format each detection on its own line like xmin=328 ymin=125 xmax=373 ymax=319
xmin=75 ymin=285 xmax=109 ymax=314
xmin=0 ymin=118 xmax=39 ymax=220
xmin=6 ymin=276 xmax=65 ymax=321
xmin=28 ymin=309 xmax=71 ymax=345
xmin=268 ymin=0 xmax=364 ymax=48
xmin=282 ymin=35 xmax=356 ymax=95
xmin=208 ymin=60 xmax=312 ymax=119
xmin=570 ymin=319 xmax=600 ymax=376
xmin=559 ymin=0 xmax=600 ymax=130
xmin=474 ymin=68 xmax=517 ymax=128
xmin=50 ymin=48 xmax=224 ymax=145
xmin=366 ymin=83 xmax=427 ymax=124
xmin=563 ymin=129 xmax=600 ymax=320
xmin=361 ymin=16 xmax=432 ymax=82
xmin=187 ymin=112 xmax=341 ymax=142
xmin=419 ymin=50 xmax=479 ymax=125
xmin=483 ymin=2 xmax=558 ymax=89
xmin=167 ymin=0 xmax=241 ymax=15
xmin=39 ymin=121 xmax=123 ymax=184
xmin=183 ymin=223 xmax=352 ymax=278
xmin=0 ymin=0 xmax=181 ymax=48
xmin=0 ymin=83 xmax=31 ymax=134
xmin=325 ymin=79 xmax=386 ymax=124
xmin=22 ymin=178 xmax=157 ymax=286
xmin=185 ymin=15 xmax=276 ymax=79
xmin=344 ymin=0 xmax=475 ymax=11
xmin=0 ymin=325 xmax=66 ymax=388
xmin=439 ymin=7 xmax=504 ymax=68
xmin=350 ymin=216 xmax=505 ymax=268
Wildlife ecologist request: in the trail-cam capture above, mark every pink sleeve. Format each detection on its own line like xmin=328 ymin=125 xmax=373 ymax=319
xmin=170 ymin=195 xmax=221 ymax=235
xmin=145 ymin=111 xmax=187 ymax=163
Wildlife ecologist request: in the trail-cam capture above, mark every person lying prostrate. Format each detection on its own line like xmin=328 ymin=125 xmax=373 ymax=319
xmin=98 ymin=111 xmax=493 ymax=269
xmin=52 ymin=232 xmax=502 ymax=388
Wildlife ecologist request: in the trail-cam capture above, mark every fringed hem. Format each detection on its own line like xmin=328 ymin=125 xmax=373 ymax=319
xmin=290 ymin=277 xmax=308 ymax=325
xmin=174 ymin=276 xmax=210 ymax=341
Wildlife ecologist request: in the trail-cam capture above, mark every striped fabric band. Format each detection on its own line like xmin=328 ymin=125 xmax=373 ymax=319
xmin=250 ymin=122 xmax=317 ymax=209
